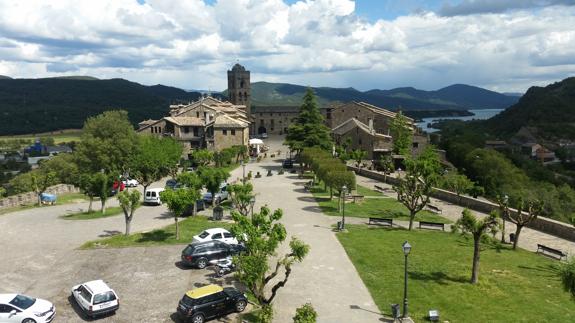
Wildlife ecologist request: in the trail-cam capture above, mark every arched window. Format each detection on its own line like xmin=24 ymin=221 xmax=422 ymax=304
xmin=240 ymin=80 xmax=245 ymax=88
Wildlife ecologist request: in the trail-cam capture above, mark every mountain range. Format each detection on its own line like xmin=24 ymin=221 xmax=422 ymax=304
xmin=0 ymin=75 xmax=519 ymax=135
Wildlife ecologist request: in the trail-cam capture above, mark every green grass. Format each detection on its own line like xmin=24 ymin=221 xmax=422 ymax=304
xmin=337 ymin=226 xmax=575 ymax=322
xmin=61 ymin=206 xmax=123 ymax=220
xmin=81 ymin=216 xmax=231 ymax=249
xmin=310 ymin=183 xmax=451 ymax=224
xmin=0 ymin=129 xmax=82 ymax=145
xmin=355 ymin=184 xmax=384 ymax=197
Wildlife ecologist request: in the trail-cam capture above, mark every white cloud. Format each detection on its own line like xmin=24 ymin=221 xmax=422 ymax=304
xmin=0 ymin=0 xmax=573 ymax=93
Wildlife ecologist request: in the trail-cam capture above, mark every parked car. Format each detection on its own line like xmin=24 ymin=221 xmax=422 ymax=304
xmin=121 ymin=178 xmax=139 ymax=187
xmin=203 ymin=183 xmax=229 ymax=204
xmin=260 ymin=133 xmax=268 ymax=139
xmin=40 ymin=193 xmax=57 ymax=205
xmin=192 ymin=228 xmax=238 ymax=245
xmin=182 ymin=200 xmax=206 ymax=217
xmin=144 ymin=188 xmax=164 ymax=205
xmin=71 ymin=280 xmax=119 ymax=319
xmin=0 ymin=294 xmax=56 ymax=323
xmin=180 ymin=241 xmax=246 ymax=269
xmin=177 ymin=285 xmax=247 ymax=323
xmin=165 ymin=179 xmax=178 ymax=190
xmin=282 ymin=159 xmax=294 ymax=169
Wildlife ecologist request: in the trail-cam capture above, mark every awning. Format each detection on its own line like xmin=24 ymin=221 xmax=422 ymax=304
xmin=249 ymin=138 xmax=264 ymax=145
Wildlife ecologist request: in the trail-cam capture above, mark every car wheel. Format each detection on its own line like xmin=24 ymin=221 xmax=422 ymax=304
xmin=191 ymin=313 xmax=204 ymax=323
xmin=235 ymin=300 xmax=247 ymax=312
xmin=196 ymin=258 xmax=208 ymax=269
xmin=22 ymin=319 xmax=37 ymax=323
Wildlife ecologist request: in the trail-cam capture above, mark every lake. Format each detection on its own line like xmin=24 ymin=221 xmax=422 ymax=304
xmin=416 ymin=109 xmax=504 ymax=133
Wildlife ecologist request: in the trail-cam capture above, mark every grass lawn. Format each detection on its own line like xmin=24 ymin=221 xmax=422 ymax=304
xmin=310 ymin=183 xmax=451 ymax=224
xmin=0 ymin=129 xmax=82 ymax=145
xmin=61 ymin=206 xmax=123 ymax=220
xmin=337 ymin=225 xmax=575 ymax=322
xmin=81 ymin=216 xmax=231 ymax=249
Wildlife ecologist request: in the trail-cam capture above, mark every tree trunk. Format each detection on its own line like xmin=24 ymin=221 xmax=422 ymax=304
xmin=193 ymin=201 xmax=197 ymax=217
xmin=88 ymin=197 xmax=93 ymax=213
xmin=211 ymin=190 xmax=216 ymax=207
xmin=101 ymin=199 xmax=107 ymax=214
xmin=500 ymin=218 xmax=506 ymax=244
xmin=125 ymin=218 xmax=131 ymax=235
xmin=471 ymin=235 xmax=481 ymax=284
xmin=37 ymin=193 xmax=42 ymax=206
xmin=408 ymin=210 xmax=415 ymax=230
xmin=175 ymin=216 xmax=179 ymax=240
xmin=513 ymin=225 xmax=523 ymax=250
xmin=143 ymin=184 xmax=149 ymax=195
xmin=330 ymin=187 xmax=333 ymax=200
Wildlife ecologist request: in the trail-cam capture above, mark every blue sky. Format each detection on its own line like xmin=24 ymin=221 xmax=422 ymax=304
xmin=0 ymin=0 xmax=574 ymax=93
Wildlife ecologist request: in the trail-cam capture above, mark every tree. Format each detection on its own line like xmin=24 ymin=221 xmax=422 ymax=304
xmin=508 ymin=197 xmax=543 ymax=250
xmin=160 ymin=188 xmax=199 ymax=239
xmin=197 ymin=167 xmax=230 ymax=206
xmin=453 ymin=209 xmax=500 ymax=284
xmin=230 ymin=206 xmax=310 ymax=307
xmin=78 ymin=173 xmax=101 ymax=212
xmin=285 ymin=88 xmax=333 ymax=152
xmin=41 ymin=153 xmax=80 ymax=186
xmin=442 ymin=172 xmax=473 ymax=203
xmin=0 ymin=187 xmax=6 ymax=198
xmin=228 ymin=182 xmax=255 ymax=216
xmin=349 ymin=149 xmax=367 ymax=168
xmin=390 ymin=111 xmax=413 ymax=155
xmin=234 ymin=145 xmax=248 ymax=163
xmin=293 ymin=303 xmax=317 ymax=323
xmin=91 ymin=172 xmax=112 ymax=214
xmin=378 ymin=155 xmax=395 ymax=183
xmin=131 ymin=135 xmax=182 ymax=194
xmin=176 ymin=171 xmax=203 ymax=216
xmin=74 ymin=110 xmax=139 ymax=175
xmin=559 ymin=257 xmax=575 ymax=298
xmin=9 ymin=168 xmax=57 ymax=205
xmin=190 ymin=149 xmax=214 ymax=167
xmin=117 ymin=189 xmax=141 ymax=235
xmin=394 ymin=147 xmax=441 ymax=230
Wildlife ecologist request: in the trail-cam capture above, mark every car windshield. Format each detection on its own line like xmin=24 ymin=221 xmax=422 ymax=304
xmin=181 ymin=294 xmax=196 ymax=306
xmin=9 ymin=295 xmax=36 ymax=310
xmin=93 ymin=291 xmax=116 ymax=305
xmin=198 ymin=231 xmax=210 ymax=239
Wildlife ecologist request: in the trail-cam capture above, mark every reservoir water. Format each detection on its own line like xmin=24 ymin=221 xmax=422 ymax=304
xmin=416 ymin=109 xmax=504 ymax=133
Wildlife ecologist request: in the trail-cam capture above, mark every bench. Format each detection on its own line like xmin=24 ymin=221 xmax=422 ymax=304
xmin=426 ymin=204 xmax=442 ymax=214
xmin=536 ymin=244 xmax=567 ymax=260
xmin=419 ymin=221 xmax=445 ymax=231
xmin=374 ymin=185 xmax=385 ymax=192
xmin=350 ymin=195 xmax=364 ymax=203
xmin=368 ymin=217 xmax=393 ymax=227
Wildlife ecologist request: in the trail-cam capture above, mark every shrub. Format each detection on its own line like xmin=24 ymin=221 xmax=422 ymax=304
xmin=255 ymin=304 xmax=274 ymax=323
xmin=559 ymin=257 xmax=575 ymax=298
xmin=293 ymin=303 xmax=317 ymax=323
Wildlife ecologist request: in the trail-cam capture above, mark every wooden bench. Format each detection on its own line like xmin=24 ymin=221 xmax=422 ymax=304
xmin=426 ymin=204 xmax=442 ymax=214
xmin=350 ymin=195 xmax=364 ymax=203
xmin=374 ymin=185 xmax=385 ymax=192
xmin=368 ymin=217 xmax=393 ymax=227
xmin=536 ymin=244 xmax=567 ymax=260
xmin=419 ymin=221 xmax=445 ymax=231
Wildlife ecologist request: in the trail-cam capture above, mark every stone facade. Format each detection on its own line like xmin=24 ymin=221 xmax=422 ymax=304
xmin=227 ymin=63 xmax=251 ymax=122
xmin=332 ymin=118 xmax=393 ymax=160
xmin=326 ymin=101 xmax=413 ymax=135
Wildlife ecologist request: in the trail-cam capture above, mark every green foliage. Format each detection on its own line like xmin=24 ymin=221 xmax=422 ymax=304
xmin=559 ymin=257 xmax=575 ymax=298
xmin=231 ymin=206 xmax=310 ymax=305
xmin=285 ymin=88 xmax=333 ymax=152
xmin=75 ymin=110 xmax=139 ymax=175
xmin=293 ymin=303 xmax=317 ymax=323
xmin=440 ymin=172 xmax=473 ymax=197
xmin=117 ymin=189 xmax=141 ymax=235
xmin=228 ymin=182 xmax=255 ymax=216
xmin=131 ymin=135 xmax=182 ymax=191
xmin=349 ymin=149 xmax=367 ymax=167
xmin=190 ymin=149 xmax=214 ymax=167
xmin=254 ymin=304 xmax=274 ymax=323
xmin=160 ymin=187 xmax=200 ymax=240
xmin=0 ymin=187 xmax=5 ymax=198
xmin=390 ymin=111 xmax=413 ymax=155
xmin=197 ymin=166 xmax=230 ymax=206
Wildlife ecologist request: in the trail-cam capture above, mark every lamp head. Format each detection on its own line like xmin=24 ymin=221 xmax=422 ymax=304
xmin=402 ymin=241 xmax=412 ymax=255
xmin=342 ymin=185 xmax=348 ymax=194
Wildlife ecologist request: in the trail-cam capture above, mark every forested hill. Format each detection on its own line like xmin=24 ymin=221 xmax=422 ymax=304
xmin=0 ymin=77 xmax=204 ymax=135
xmin=484 ymin=77 xmax=575 ymax=140
xmin=250 ymin=82 xmax=518 ymax=111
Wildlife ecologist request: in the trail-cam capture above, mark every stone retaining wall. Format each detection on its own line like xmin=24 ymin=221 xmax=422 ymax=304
xmin=349 ymin=166 xmax=575 ymax=242
xmin=0 ymin=184 xmax=80 ymax=209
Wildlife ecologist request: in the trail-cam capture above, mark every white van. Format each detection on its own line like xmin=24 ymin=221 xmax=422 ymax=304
xmin=144 ymin=188 xmax=164 ymax=205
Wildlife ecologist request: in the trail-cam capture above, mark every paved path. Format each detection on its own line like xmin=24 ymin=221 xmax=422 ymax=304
xmin=243 ymin=156 xmax=382 ymax=321
xmin=355 ymin=175 xmax=575 ymax=256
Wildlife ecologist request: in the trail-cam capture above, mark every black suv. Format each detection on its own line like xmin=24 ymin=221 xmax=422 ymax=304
xmin=282 ymin=159 xmax=294 ymax=169
xmin=177 ymin=285 xmax=247 ymax=323
xmin=180 ymin=241 xmax=245 ymax=269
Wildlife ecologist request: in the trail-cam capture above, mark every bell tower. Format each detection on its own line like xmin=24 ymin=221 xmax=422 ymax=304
xmin=227 ymin=63 xmax=251 ymax=119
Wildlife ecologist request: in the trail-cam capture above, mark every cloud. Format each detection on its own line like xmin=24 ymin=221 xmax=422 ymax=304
xmin=0 ymin=0 xmax=572 ymax=93
xmin=439 ymin=0 xmax=575 ymax=17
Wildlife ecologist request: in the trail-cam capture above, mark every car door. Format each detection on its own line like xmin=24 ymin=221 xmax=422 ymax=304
xmin=223 ymin=232 xmax=235 ymax=244
xmin=203 ymin=293 xmax=227 ymax=319
xmin=0 ymin=304 xmax=22 ymax=323
xmin=74 ymin=285 xmax=93 ymax=311
xmin=211 ymin=232 xmax=223 ymax=242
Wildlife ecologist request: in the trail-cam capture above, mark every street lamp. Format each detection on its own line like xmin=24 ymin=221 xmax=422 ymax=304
xmin=402 ymin=241 xmax=412 ymax=318
xmin=341 ymin=185 xmax=348 ymax=230
xmin=249 ymin=196 xmax=256 ymax=217
xmin=241 ymin=160 xmax=246 ymax=184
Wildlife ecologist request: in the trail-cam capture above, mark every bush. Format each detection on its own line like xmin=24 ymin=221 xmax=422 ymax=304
xmin=293 ymin=303 xmax=317 ymax=323
xmin=559 ymin=257 xmax=575 ymax=298
xmin=255 ymin=304 xmax=274 ymax=323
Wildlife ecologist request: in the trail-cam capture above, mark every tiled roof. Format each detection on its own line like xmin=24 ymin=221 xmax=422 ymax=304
xmin=164 ymin=116 xmax=204 ymax=126
xmin=332 ymin=118 xmax=391 ymax=139
xmin=214 ymin=114 xmax=249 ymax=128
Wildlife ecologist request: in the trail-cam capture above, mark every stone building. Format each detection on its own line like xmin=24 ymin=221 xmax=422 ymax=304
xmin=332 ymin=118 xmax=393 ymax=160
xmin=228 ymin=63 xmax=252 ymax=131
xmin=137 ymin=96 xmax=249 ymax=158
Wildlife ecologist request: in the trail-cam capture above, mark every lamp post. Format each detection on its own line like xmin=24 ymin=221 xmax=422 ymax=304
xmin=249 ymin=196 xmax=256 ymax=217
xmin=341 ymin=185 xmax=348 ymax=230
xmin=241 ymin=160 xmax=246 ymax=184
xmin=402 ymin=241 xmax=412 ymax=318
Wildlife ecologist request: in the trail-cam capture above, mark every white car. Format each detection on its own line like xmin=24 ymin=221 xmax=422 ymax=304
xmin=193 ymin=228 xmax=239 ymax=245
xmin=0 ymin=293 xmax=55 ymax=323
xmin=71 ymin=280 xmax=119 ymax=319
xmin=122 ymin=178 xmax=139 ymax=187
xmin=144 ymin=188 xmax=164 ymax=205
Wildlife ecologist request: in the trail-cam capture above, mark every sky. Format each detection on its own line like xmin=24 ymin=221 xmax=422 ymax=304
xmin=0 ymin=0 xmax=574 ymax=93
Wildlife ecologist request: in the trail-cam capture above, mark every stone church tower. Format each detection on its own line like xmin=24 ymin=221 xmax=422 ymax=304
xmin=227 ymin=63 xmax=251 ymax=120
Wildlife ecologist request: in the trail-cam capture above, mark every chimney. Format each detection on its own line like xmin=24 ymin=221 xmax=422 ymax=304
xmin=368 ymin=118 xmax=374 ymax=133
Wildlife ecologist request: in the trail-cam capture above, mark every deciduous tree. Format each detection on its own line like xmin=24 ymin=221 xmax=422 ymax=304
xmin=159 ymin=188 xmax=199 ymax=239
xmin=349 ymin=149 xmax=367 ymax=168
xmin=390 ymin=111 xmax=413 ymax=155
xmin=228 ymin=182 xmax=255 ymax=216
xmin=508 ymin=197 xmax=543 ymax=250
xmin=453 ymin=209 xmax=500 ymax=284
xmin=117 ymin=189 xmax=141 ymax=235
xmin=197 ymin=167 xmax=230 ymax=206
xmin=131 ymin=135 xmax=182 ymax=194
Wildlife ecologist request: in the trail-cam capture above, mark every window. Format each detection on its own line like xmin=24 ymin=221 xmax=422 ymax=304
xmin=78 ymin=286 xmax=93 ymax=303
xmin=0 ymin=304 xmax=16 ymax=313
xmin=94 ymin=292 xmax=116 ymax=305
xmin=271 ymin=119 xmax=274 ymax=126
xmin=260 ymin=119 xmax=264 ymax=125
xmin=184 ymin=126 xmax=189 ymax=133
xmin=413 ymin=142 xmax=419 ymax=148
xmin=270 ymin=113 xmax=273 ymax=117
xmin=231 ymin=129 xmax=236 ymax=136
xmin=359 ymin=138 xmax=362 ymax=145
xmin=223 ymin=232 xmax=233 ymax=238
xmin=212 ymin=233 xmax=222 ymax=239
xmin=196 ymin=112 xmax=200 ymax=118
xmin=193 ymin=127 xmax=199 ymax=137
xmin=223 ymin=129 xmax=228 ymax=135
xmin=271 ymin=128 xmax=274 ymax=131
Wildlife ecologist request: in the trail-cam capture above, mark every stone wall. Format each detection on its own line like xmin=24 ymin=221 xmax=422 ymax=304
xmin=0 ymin=184 xmax=80 ymax=210
xmin=349 ymin=166 xmax=575 ymax=242
xmin=213 ymin=128 xmax=248 ymax=151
